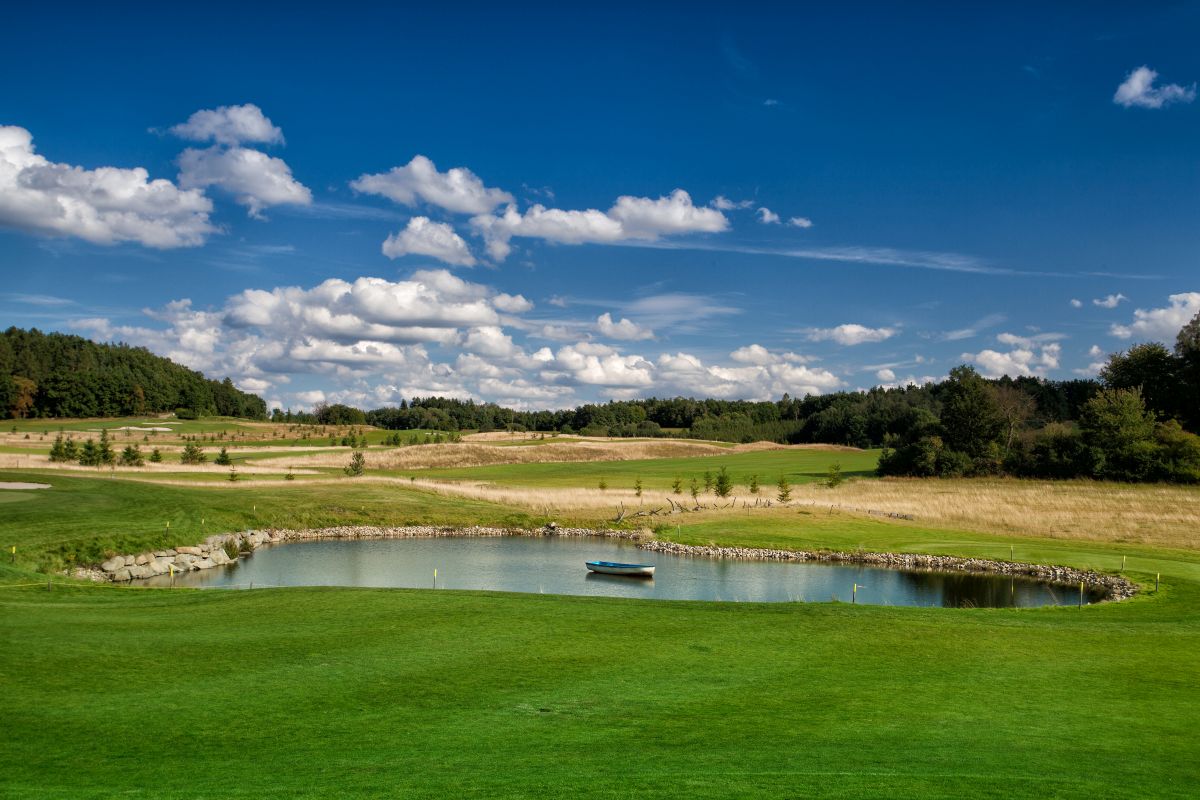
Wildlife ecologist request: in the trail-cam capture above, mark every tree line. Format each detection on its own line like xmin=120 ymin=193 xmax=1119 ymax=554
xmin=1 ymin=328 xmax=267 ymax=420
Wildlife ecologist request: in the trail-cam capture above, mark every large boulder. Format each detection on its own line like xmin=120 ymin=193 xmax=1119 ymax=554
xmin=134 ymin=553 xmax=152 ymax=566
xmin=128 ymin=564 xmax=153 ymax=579
xmin=209 ymin=549 xmax=230 ymax=566
xmin=193 ymin=558 xmax=216 ymax=570
xmin=101 ymin=557 xmax=125 ymax=573
xmin=174 ymin=553 xmax=197 ymax=567
xmin=176 ymin=546 xmax=203 ymax=556
xmin=148 ymin=559 xmax=172 ymax=576
xmin=153 ymin=549 xmax=176 ymax=558
xmin=112 ymin=567 xmax=132 ymax=582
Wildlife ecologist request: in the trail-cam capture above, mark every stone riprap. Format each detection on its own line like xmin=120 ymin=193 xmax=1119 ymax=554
xmin=91 ymin=524 xmax=1136 ymax=601
xmin=638 ymin=540 xmax=1138 ymax=601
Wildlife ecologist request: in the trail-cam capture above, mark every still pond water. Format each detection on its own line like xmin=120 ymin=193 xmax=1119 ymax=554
xmin=139 ymin=536 xmax=1103 ymax=608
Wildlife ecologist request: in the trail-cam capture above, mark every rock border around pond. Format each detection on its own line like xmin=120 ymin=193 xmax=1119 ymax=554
xmin=87 ymin=524 xmax=1137 ymax=601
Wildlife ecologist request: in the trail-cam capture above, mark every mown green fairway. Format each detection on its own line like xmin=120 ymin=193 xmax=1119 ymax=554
xmin=2 ymin=471 xmax=1198 ymax=798
xmin=415 ymin=447 xmax=881 ymax=489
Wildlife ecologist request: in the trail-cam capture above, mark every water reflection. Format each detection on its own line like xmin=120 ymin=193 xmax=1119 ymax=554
xmin=135 ymin=536 xmax=1105 ymax=608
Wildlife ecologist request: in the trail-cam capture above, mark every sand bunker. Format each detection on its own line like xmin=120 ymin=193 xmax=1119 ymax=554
xmin=0 ymin=482 xmax=51 ymax=490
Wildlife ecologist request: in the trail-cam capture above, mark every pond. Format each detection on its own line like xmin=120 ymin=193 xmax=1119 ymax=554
xmin=137 ymin=535 xmax=1105 ymax=608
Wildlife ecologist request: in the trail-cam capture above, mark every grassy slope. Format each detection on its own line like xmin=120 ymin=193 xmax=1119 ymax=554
xmin=0 ymin=471 xmax=543 ymax=568
xmin=413 ymin=448 xmax=881 ymax=488
xmin=1 ymin=471 xmax=1199 ymax=798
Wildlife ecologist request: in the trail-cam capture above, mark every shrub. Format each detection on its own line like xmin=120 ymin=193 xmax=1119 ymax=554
xmin=776 ymin=475 xmax=791 ymax=503
xmin=214 ymin=447 xmax=232 ymax=466
xmin=634 ymin=478 xmax=643 ymax=497
xmin=672 ymin=476 xmax=683 ymax=495
xmin=714 ymin=467 xmax=733 ymax=498
xmin=118 ymin=445 xmax=144 ymax=467
xmin=748 ymin=474 xmax=760 ymax=494
xmin=344 ymin=451 xmax=366 ymax=477
xmin=598 ymin=477 xmax=608 ymax=491
xmin=180 ymin=443 xmax=206 ymax=464
xmin=825 ymin=463 xmax=844 ymax=488
xmin=149 ymin=448 xmax=163 ymax=463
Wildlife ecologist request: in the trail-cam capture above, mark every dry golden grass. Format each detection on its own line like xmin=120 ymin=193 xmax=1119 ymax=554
xmin=0 ymin=453 xmax=320 ymax=475
xmin=787 ymin=478 xmax=1200 ymax=551
xmin=262 ymin=440 xmax=737 ymax=470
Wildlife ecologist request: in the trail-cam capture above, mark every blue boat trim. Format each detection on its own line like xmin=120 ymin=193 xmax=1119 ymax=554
xmin=586 ymin=561 xmax=655 ymax=569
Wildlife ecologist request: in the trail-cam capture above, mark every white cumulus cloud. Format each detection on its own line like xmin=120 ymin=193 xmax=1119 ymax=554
xmin=1110 ymin=292 xmax=1200 ymax=341
xmin=1092 ymin=293 xmax=1128 ymax=309
xmin=351 ymin=155 xmax=512 ymax=215
xmin=1113 ymin=65 xmax=1196 ymax=109
xmin=963 ymin=335 xmax=1062 ymax=378
xmin=804 ymin=323 xmax=897 ymax=346
xmin=596 ymin=313 xmax=654 ymax=341
xmin=169 ymin=103 xmax=285 ymax=146
xmin=381 ymin=216 xmax=476 ymax=266
xmin=177 ymin=146 xmax=311 ymax=218
xmin=757 ymin=207 xmax=780 ymax=224
xmin=470 ymin=189 xmax=728 ymax=261
xmin=787 ymin=216 xmax=813 ymax=228
xmin=0 ymin=125 xmax=215 ymax=248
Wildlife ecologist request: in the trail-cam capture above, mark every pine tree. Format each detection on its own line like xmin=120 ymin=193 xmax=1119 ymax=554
xmin=703 ymin=470 xmax=714 ymax=493
xmin=634 ymin=478 xmax=643 ymax=497
xmin=598 ymin=477 xmax=608 ymax=491
xmin=344 ymin=451 xmax=366 ymax=477
xmin=672 ymin=476 xmax=683 ymax=495
xmin=714 ymin=466 xmax=733 ymax=498
xmin=63 ymin=437 xmax=79 ymax=461
xmin=118 ymin=445 xmax=144 ymax=467
xmin=180 ymin=442 xmax=206 ymax=464
xmin=776 ymin=475 xmax=792 ymax=503
xmin=749 ymin=474 xmax=760 ymax=494
xmin=149 ymin=448 xmax=163 ymax=463
xmin=97 ymin=430 xmax=115 ymax=466
xmin=214 ymin=447 xmax=232 ymax=466
xmin=689 ymin=477 xmax=700 ymax=501
xmin=78 ymin=439 xmax=100 ymax=467
xmin=825 ymin=462 xmax=844 ymax=488
xmin=49 ymin=434 xmax=68 ymax=462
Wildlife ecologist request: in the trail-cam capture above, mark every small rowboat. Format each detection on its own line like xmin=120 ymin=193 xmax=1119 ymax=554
xmin=586 ymin=561 xmax=655 ymax=577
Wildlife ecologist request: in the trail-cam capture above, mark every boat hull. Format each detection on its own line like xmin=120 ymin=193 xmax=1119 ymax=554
xmin=586 ymin=561 xmax=655 ymax=577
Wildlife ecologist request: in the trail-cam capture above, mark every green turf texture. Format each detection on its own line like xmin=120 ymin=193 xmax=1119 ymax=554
xmin=1 ymin=471 xmax=1198 ymax=798
xmin=413 ymin=448 xmax=881 ymax=488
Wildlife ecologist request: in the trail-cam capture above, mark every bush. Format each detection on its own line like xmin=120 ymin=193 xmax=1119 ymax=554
xmin=825 ymin=463 xmax=843 ymax=488
xmin=214 ymin=447 xmax=232 ymax=466
xmin=149 ymin=448 xmax=163 ymax=463
xmin=714 ymin=467 xmax=733 ymax=498
xmin=180 ymin=443 xmax=206 ymax=464
xmin=118 ymin=445 xmax=144 ymax=467
xmin=344 ymin=451 xmax=366 ymax=477
xmin=175 ymin=408 xmax=198 ymax=420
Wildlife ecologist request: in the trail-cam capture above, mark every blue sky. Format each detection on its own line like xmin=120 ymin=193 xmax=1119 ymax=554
xmin=2 ymin=2 xmax=1198 ymax=410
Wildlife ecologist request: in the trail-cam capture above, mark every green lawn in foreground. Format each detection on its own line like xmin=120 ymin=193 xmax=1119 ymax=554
xmin=1 ymin=470 xmax=1198 ymax=798
xmin=413 ymin=447 xmax=881 ymax=488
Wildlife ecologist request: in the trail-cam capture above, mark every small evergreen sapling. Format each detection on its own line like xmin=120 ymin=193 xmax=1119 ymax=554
xmin=344 ymin=451 xmax=366 ymax=477
xmin=777 ymin=474 xmax=792 ymax=503
xmin=714 ymin=466 xmax=733 ymax=498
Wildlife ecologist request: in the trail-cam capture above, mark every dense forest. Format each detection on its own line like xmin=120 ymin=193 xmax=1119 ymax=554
xmin=0 ymin=328 xmax=267 ymax=420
